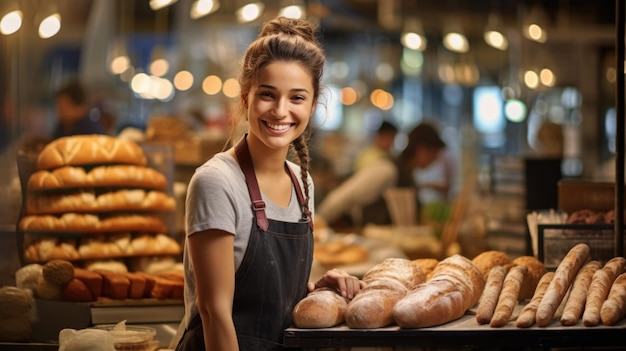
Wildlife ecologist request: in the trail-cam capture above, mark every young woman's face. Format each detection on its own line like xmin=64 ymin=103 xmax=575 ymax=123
xmin=244 ymin=61 xmax=316 ymax=151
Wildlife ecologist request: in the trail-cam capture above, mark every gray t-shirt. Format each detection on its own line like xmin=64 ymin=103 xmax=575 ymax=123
xmin=181 ymin=151 xmax=314 ymax=330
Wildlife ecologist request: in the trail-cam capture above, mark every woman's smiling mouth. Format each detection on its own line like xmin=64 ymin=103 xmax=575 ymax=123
xmin=264 ymin=120 xmax=293 ymax=131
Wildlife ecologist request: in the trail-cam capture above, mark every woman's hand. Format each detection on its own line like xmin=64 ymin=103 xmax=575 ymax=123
xmin=307 ymin=268 xmax=365 ymax=299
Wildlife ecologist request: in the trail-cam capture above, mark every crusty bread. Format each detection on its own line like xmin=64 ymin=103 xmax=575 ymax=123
xmin=363 ymin=257 xmax=425 ymax=289
xmin=582 ymin=256 xmax=626 ymax=326
xmin=19 ymin=213 xmax=168 ymax=233
xmin=515 ymin=271 xmax=554 ymax=328
xmin=412 ymin=258 xmax=439 ymax=281
xmin=511 ymin=256 xmax=547 ymax=301
xmin=476 ymin=265 xmax=507 ymax=325
xmin=23 ymin=237 xmax=80 ymax=262
xmin=560 ymin=260 xmax=602 ymax=326
xmin=472 ymin=251 xmax=511 ymax=280
xmin=292 ymin=288 xmax=349 ymax=328
xmin=393 ymin=254 xmax=485 ymax=328
xmin=36 ymin=135 xmax=147 ymax=170
xmin=536 ymin=243 xmax=590 ymax=327
xmin=600 ymin=272 xmax=626 ymax=325
xmin=490 ymin=265 xmax=527 ymax=327
xmin=345 ymin=277 xmax=408 ymax=328
xmin=25 ymin=189 xmax=175 ymax=215
xmin=94 ymin=269 xmax=130 ymax=299
xmin=27 ymin=165 xmax=167 ymax=191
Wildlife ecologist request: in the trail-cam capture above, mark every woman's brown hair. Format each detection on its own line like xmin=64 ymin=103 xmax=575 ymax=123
xmin=230 ymin=16 xmax=325 ymax=215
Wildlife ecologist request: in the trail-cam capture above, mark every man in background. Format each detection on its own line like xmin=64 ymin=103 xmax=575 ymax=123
xmin=353 ymin=120 xmax=398 ymax=172
xmin=52 ymin=80 xmax=107 ymax=139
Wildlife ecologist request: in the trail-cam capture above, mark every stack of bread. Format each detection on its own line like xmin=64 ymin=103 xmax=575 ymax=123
xmin=18 ymin=135 xmax=180 ymax=263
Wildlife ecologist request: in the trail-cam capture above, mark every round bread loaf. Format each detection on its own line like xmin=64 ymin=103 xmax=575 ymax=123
xmin=36 ymin=135 xmax=147 ymax=170
xmin=292 ymin=288 xmax=349 ymax=328
xmin=472 ymin=250 xmax=512 ymax=280
xmin=0 ymin=286 xmax=34 ymax=317
xmin=42 ymin=259 xmax=75 ymax=286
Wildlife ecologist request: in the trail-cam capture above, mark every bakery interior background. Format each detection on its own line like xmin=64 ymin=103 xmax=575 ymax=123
xmin=0 ymin=0 xmax=619 ymax=226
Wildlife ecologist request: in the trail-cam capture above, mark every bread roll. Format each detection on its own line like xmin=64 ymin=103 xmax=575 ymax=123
xmin=345 ymin=277 xmax=408 ymax=328
xmin=62 ymin=279 xmax=95 ymax=302
xmin=42 ymin=259 xmax=75 ymax=286
xmin=476 ymin=265 xmax=507 ymax=325
xmin=0 ymin=287 xmax=35 ymax=317
xmin=472 ymin=251 xmax=511 ymax=280
xmin=25 ymin=189 xmax=175 ymax=215
xmin=27 ymin=165 xmax=167 ymax=191
xmin=36 ymin=135 xmax=147 ymax=170
xmin=600 ymin=272 xmax=626 ymax=325
xmin=490 ymin=265 xmax=527 ymax=327
xmin=582 ymin=256 xmax=626 ymax=326
xmin=15 ymin=264 xmax=43 ymax=293
xmin=292 ymin=288 xmax=349 ymax=328
xmin=511 ymin=256 xmax=547 ymax=301
xmin=393 ymin=255 xmax=485 ymax=328
xmin=560 ymin=260 xmax=602 ymax=326
xmin=516 ymin=272 xmax=554 ymax=328
xmin=535 ymin=243 xmax=590 ymax=327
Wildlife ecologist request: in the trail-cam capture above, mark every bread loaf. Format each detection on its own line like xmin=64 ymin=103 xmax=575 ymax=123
xmin=535 ymin=243 xmax=590 ymax=327
xmin=125 ymin=272 xmax=148 ymax=299
xmin=345 ymin=277 xmax=408 ymax=328
xmin=560 ymin=260 xmax=602 ymax=326
xmin=62 ymin=279 xmax=95 ymax=302
xmin=582 ymin=256 xmax=626 ymax=326
xmin=292 ymin=288 xmax=349 ymax=328
xmin=36 ymin=135 xmax=147 ymax=170
xmin=73 ymin=268 xmax=103 ymax=299
xmin=23 ymin=237 xmax=80 ymax=262
xmin=19 ymin=213 xmax=168 ymax=233
xmin=412 ymin=258 xmax=439 ymax=281
xmin=516 ymin=272 xmax=554 ymax=328
xmin=25 ymin=189 xmax=175 ymax=215
xmin=393 ymin=255 xmax=485 ymax=328
xmin=511 ymin=256 xmax=547 ymax=301
xmin=472 ymin=251 xmax=511 ymax=280
xmin=490 ymin=265 xmax=527 ymax=327
xmin=313 ymin=241 xmax=369 ymax=266
xmin=362 ymin=257 xmax=425 ymax=289
xmin=27 ymin=165 xmax=167 ymax=191
xmin=600 ymin=272 xmax=626 ymax=325
xmin=475 ymin=265 xmax=507 ymax=325
xmin=95 ymin=269 xmax=130 ymax=299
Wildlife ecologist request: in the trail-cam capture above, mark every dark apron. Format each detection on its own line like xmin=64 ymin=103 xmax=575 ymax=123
xmin=176 ymin=135 xmax=313 ymax=351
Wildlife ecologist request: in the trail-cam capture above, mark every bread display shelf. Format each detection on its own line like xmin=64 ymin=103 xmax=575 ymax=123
xmin=283 ymin=314 xmax=626 ymax=349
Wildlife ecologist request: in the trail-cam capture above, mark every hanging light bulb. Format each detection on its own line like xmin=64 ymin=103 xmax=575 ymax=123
xmin=150 ymin=0 xmax=178 ymax=11
xmin=236 ymin=2 xmax=264 ymax=23
xmin=190 ymin=0 xmax=220 ymax=19
xmin=149 ymin=45 xmax=170 ymax=77
xmin=523 ymin=6 xmax=548 ymax=43
xmin=37 ymin=3 xmax=61 ymax=39
xmin=401 ymin=17 xmax=427 ymax=51
xmin=443 ymin=32 xmax=469 ymax=53
xmin=0 ymin=2 xmax=22 ymax=35
xmin=484 ymin=13 xmax=508 ymax=50
xmin=278 ymin=0 xmax=306 ymax=19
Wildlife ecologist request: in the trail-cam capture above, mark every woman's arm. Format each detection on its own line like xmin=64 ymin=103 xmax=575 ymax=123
xmin=188 ymin=229 xmax=239 ymax=351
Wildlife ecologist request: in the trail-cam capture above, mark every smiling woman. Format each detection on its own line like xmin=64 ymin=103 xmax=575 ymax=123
xmin=174 ymin=16 xmax=364 ymax=351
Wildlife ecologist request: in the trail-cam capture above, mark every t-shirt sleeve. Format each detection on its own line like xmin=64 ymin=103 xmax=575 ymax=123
xmin=185 ymin=163 xmax=239 ymax=237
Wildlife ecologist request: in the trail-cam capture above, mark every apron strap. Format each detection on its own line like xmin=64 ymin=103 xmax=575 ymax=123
xmin=235 ymin=135 xmax=269 ymax=231
xmin=235 ymin=135 xmax=313 ymax=231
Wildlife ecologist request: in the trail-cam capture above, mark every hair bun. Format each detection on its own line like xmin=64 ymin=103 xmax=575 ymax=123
xmin=259 ymin=16 xmax=317 ymax=43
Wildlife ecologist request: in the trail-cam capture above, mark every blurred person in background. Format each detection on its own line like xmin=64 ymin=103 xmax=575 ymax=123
xmin=52 ymin=80 xmax=107 ymax=139
xmin=317 ymin=122 xmax=453 ymax=228
xmin=353 ymin=120 xmax=398 ymax=172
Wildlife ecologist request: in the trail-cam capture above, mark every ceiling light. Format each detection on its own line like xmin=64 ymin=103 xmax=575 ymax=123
xmin=483 ymin=13 xmax=508 ymax=50
xmin=190 ymin=0 xmax=220 ymax=19
xmin=279 ymin=5 xmax=306 ymax=19
xmin=149 ymin=45 xmax=170 ymax=77
xmin=443 ymin=32 xmax=469 ymax=53
xmin=0 ymin=2 xmax=22 ymax=35
xmin=401 ymin=17 xmax=427 ymax=51
xmin=150 ymin=0 xmax=178 ymax=11
xmin=236 ymin=2 xmax=264 ymax=23
xmin=523 ymin=6 xmax=548 ymax=43
xmin=38 ymin=13 xmax=61 ymax=39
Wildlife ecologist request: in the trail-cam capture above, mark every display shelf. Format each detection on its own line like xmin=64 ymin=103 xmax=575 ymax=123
xmin=283 ymin=314 xmax=626 ymax=350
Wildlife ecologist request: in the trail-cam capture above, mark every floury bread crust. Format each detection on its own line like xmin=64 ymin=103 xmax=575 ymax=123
xmin=292 ymin=288 xmax=349 ymax=328
xmin=19 ymin=213 xmax=168 ymax=233
xmin=36 ymin=135 xmax=147 ymax=170
xmin=393 ymin=254 xmax=485 ymax=328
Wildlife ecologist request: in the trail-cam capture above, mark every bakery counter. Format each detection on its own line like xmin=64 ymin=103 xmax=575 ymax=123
xmin=283 ymin=314 xmax=626 ymax=350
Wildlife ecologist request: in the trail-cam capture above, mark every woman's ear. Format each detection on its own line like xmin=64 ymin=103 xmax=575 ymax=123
xmin=241 ymin=93 xmax=249 ymax=110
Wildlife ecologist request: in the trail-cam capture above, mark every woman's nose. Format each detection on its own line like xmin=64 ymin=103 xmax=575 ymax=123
xmin=272 ymin=98 xmax=288 ymax=118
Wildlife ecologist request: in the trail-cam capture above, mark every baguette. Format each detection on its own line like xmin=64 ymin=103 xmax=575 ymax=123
xmin=516 ymin=272 xmax=554 ymax=328
xmin=292 ymin=288 xmax=349 ymax=328
xmin=582 ymin=256 xmax=626 ymax=326
xmin=535 ymin=243 xmax=590 ymax=327
xmin=560 ymin=260 xmax=602 ymax=326
xmin=600 ymin=272 xmax=626 ymax=325
xmin=36 ymin=135 xmax=147 ymax=170
xmin=25 ymin=189 xmax=175 ymax=215
xmin=472 ymin=250 xmax=511 ymax=280
xmin=490 ymin=265 xmax=527 ymax=327
xmin=393 ymin=255 xmax=485 ymax=328
xmin=27 ymin=165 xmax=167 ymax=192
xmin=475 ymin=265 xmax=507 ymax=325
xmin=512 ymin=256 xmax=547 ymax=301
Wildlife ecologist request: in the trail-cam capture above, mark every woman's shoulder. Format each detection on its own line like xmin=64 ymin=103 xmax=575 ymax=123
xmin=190 ymin=152 xmax=241 ymax=186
